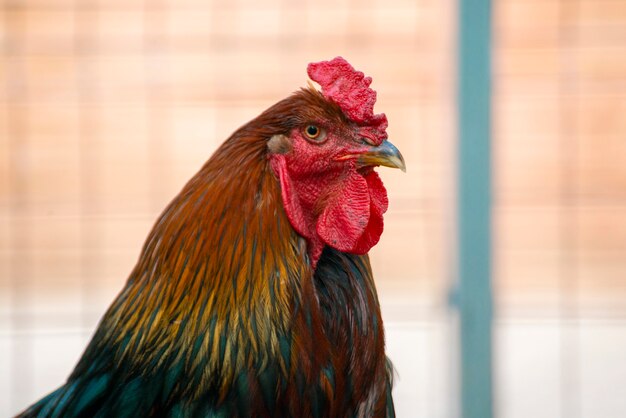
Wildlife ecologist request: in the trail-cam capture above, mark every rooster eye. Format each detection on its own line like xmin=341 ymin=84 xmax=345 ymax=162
xmin=303 ymin=125 xmax=326 ymax=142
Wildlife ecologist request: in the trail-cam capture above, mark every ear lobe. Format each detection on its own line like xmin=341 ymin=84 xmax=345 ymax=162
xmin=267 ymin=134 xmax=292 ymax=155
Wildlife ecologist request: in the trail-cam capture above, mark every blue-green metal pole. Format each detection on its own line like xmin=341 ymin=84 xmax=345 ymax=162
xmin=456 ymin=0 xmax=493 ymax=417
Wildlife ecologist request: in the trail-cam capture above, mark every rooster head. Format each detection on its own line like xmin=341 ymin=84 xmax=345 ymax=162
xmin=265 ymin=57 xmax=405 ymax=266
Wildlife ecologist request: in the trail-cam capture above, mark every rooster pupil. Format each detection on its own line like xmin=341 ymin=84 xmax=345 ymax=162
xmin=306 ymin=125 xmax=319 ymax=138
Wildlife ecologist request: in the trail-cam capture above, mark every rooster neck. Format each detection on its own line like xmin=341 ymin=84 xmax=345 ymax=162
xmin=89 ymin=132 xmax=319 ymax=387
xmin=60 ymin=113 xmax=392 ymax=417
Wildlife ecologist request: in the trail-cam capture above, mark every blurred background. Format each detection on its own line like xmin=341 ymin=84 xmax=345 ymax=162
xmin=1 ymin=0 xmax=625 ymax=417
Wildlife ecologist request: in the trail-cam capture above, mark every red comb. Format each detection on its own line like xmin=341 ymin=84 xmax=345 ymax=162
xmin=307 ymin=57 xmax=388 ymax=145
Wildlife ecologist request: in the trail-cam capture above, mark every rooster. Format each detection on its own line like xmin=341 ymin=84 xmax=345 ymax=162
xmin=17 ymin=57 xmax=405 ymax=418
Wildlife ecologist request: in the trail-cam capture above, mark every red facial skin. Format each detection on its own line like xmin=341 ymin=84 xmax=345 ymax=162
xmin=268 ymin=56 xmax=391 ymax=267
xmin=269 ymin=124 xmax=389 ymax=267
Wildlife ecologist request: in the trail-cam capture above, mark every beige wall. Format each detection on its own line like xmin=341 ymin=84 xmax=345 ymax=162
xmin=494 ymin=0 xmax=626 ymax=316
xmin=1 ymin=0 xmax=626 ymax=416
xmin=0 ymin=0 xmax=456 ymax=323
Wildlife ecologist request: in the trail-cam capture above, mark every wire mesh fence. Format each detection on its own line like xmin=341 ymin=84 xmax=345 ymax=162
xmin=0 ymin=0 xmax=625 ymax=417
xmin=493 ymin=1 xmax=626 ymax=417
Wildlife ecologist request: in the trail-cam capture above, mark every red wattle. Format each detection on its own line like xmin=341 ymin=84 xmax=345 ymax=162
xmin=271 ymin=154 xmax=389 ymax=264
xmin=348 ymin=171 xmax=388 ymax=254
xmin=316 ymin=171 xmax=371 ymax=253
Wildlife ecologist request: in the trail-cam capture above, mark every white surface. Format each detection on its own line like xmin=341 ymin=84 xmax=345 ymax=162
xmin=2 ymin=319 xmax=626 ymax=417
